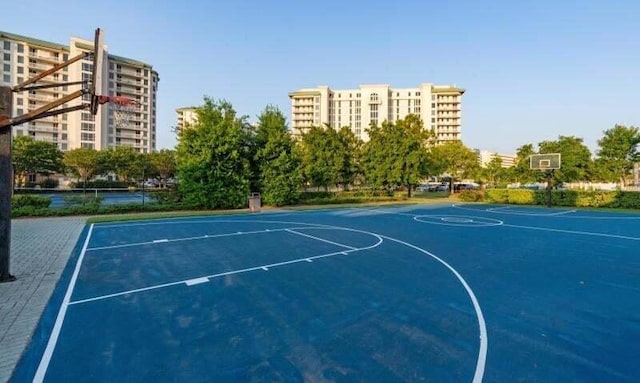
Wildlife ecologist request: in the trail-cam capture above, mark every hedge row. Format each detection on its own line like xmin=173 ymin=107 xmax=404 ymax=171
xmin=11 ymin=190 xmax=409 ymax=218
xmin=481 ymin=189 xmax=640 ymax=209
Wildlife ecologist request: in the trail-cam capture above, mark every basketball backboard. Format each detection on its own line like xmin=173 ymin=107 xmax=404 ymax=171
xmin=90 ymin=28 xmax=104 ymax=115
xmin=530 ymin=153 xmax=561 ymax=170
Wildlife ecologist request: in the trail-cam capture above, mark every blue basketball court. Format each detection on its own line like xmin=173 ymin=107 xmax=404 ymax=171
xmin=11 ymin=204 xmax=640 ymax=382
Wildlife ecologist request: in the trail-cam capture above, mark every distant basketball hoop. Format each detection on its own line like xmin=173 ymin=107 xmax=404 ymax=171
xmin=530 ymin=153 xmax=561 ymax=171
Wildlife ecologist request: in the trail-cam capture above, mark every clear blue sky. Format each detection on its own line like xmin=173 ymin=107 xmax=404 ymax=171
xmin=3 ymin=0 xmax=638 ymax=154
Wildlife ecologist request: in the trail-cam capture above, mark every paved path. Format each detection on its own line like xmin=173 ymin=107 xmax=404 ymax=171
xmin=0 ymin=217 xmax=86 ymax=383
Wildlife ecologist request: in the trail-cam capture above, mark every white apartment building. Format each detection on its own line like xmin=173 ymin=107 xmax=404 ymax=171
xmin=477 ymin=149 xmax=516 ymax=168
xmin=0 ymin=30 xmax=159 ymax=152
xmin=288 ymin=83 xmax=464 ymax=143
xmin=175 ymin=106 xmax=198 ymax=133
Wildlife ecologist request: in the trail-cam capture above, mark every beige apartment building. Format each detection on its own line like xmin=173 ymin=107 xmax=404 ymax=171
xmin=175 ymin=106 xmax=198 ymax=134
xmin=476 ymin=149 xmax=516 ymax=168
xmin=288 ymin=83 xmax=464 ymax=143
xmin=0 ymin=30 xmax=159 ymax=152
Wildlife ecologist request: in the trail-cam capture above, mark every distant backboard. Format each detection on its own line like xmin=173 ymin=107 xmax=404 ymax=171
xmin=530 ymin=153 xmax=561 ymax=170
xmin=90 ymin=28 xmax=104 ymax=115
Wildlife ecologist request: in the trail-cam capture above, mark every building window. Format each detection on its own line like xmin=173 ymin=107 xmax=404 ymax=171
xmin=17 ymin=66 xmax=23 ymax=74
xmin=370 ymin=104 xmax=379 ymax=125
xmin=3 ymin=74 xmax=10 ymax=83
xmin=3 ymin=64 xmax=9 ymax=71
xmin=81 ymin=143 xmax=94 ymax=149
xmin=17 ymin=43 xmax=24 ymax=53
xmin=3 ymin=41 xmax=10 ymax=50
xmin=81 ymin=113 xmax=95 ymax=122
xmin=81 ymin=133 xmax=94 ymax=141
xmin=3 ymin=53 xmax=10 ymax=61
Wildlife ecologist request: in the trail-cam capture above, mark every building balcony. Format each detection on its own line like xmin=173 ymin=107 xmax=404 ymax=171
xmin=37 ymin=115 xmax=61 ymax=123
xmin=116 ymin=86 xmax=142 ymax=96
xmin=27 ymin=62 xmax=51 ymax=71
xmin=28 ymin=125 xmax=58 ymax=133
xmin=116 ymin=78 xmax=142 ymax=86
xmin=116 ymin=68 xmax=142 ymax=78
xmin=115 ymin=132 xmax=140 ymax=139
xmin=28 ymin=93 xmax=55 ymax=102
xmin=28 ymin=52 xmax=62 ymax=63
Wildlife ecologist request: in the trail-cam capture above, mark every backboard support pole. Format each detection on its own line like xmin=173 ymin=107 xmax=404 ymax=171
xmin=0 ymin=86 xmax=16 ymax=282
xmin=0 ymin=28 xmax=104 ymax=283
xmin=545 ymin=170 xmax=554 ymax=208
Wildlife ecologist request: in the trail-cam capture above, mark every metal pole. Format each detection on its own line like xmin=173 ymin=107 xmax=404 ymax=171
xmin=142 ymin=164 xmax=145 ymax=207
xmin=0 ymin=86 xmax=16 ymax=282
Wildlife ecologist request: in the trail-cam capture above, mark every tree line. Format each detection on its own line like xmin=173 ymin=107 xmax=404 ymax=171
xmin=12 ymin=137 xmax=176 ymax=188
xmin=12 ymin=96 xmax=639 ymax=208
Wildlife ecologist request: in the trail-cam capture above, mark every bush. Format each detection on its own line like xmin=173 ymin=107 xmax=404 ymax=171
xmin=482 ymin=188 xmax=640 ymax=210
xmin=485 ymin=189 xmax=508 ymax=203
xmin=506 ymin=189 xmax=536 ymax=204
xmin=62 ymin=194 xmax=103 ymax=207
xmin=12 ymin=195 xmax=51 ymax=209
xmin=458 ymin=190 xmax=484 ymax=202
xmin=610 ymin=191 xmax=640 ymax=209
xmin=149 ymin=190 xmax=183 ymax=204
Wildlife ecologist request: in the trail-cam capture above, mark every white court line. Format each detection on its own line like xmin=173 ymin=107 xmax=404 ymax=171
xmin=485 ymin=206 xmax=509 ymax=212
xmin=69 ymin=217 xmax=487 ymax=382
xmin=68 ymin=236 xmax=383 ymax=306
xmin=285 ymin=229 xmax=357 ymax=250
xmin=33 ymin=224 xmax=94 ymax=383
xmin=502 ymin=223 xmax=640 ymax=241
xmin=454 ymin=204 xmax=577 ymax=217
xmin=185 ymin=277 xmax=209 ymax=286
xmin=93 ymin=212 xmax=303 ymax=229
xmin=379 ymin=234 xmax=487 ymax=383
xmin=86 ymin=227 xmax=309 ymax=251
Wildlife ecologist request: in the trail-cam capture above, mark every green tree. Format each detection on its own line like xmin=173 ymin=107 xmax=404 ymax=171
xmin=299 ymin=126 xmax=341 ymax=191
xmin=480 ymin=156 xmax=506 ymax=187
xmin=596 ymin=125 xmax=640 ymax=186
xmin=175 ymin=97 xmax=251 ymax=209
xmin=129 ymin=152 xmax=155 ymax=185
xmin=362 ymin=115 xmax=433 ymax=196
xmin=63 ymin=148 xmax=101 ymax=188
xmin=254 ymin=105 xmax=301 ymax=206
xmin=12 ymin=136 xmax=63 ymax=187
xmin=512 ymin=144 xmax=537 ymax=184
xmin=538 ymin=135 xmax=593 ymax=185
xmin=103 ymin=146 xmax=138 ymax=184
xmin=335 ymin=126 xmax=362 ymax=189
xmin=148 ymin=149 xmax=176 ymax=188
xmin=428 ymin=140 xmax=479 ymax=191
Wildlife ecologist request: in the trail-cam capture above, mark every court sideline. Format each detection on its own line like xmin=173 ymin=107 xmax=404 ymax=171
xmin=0 ymin=217 xmax=85 ymax=383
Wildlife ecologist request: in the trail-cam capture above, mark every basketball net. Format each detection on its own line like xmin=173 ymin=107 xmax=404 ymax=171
xmin=97 ymin=95 xmax=140 ymax=129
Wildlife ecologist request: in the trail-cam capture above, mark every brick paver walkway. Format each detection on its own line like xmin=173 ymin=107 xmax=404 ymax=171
xmin=0 ymin=217 xmax=86 ymax=383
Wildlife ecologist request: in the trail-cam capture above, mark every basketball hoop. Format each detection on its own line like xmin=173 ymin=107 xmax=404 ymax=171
xmin=97 ymin=95 xmax=140 ymax=129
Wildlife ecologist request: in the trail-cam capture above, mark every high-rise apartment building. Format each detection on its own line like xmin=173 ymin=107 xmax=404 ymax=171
xmin=0 ymin=30 xmax=159 ymax=152
xmin=175 ymin=106 xmax=198 ymax=134
xmin=288 ymin=83 xmax=464 ymax=143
